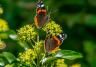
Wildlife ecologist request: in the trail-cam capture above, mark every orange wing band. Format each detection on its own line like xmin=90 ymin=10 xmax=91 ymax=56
xmin=37 ymin=9 xmax=47 ymax=14
xmin=53 ymin=36 xmax=61 ymax=46
xmin=34 ymin=16 xmax=38 ymax=28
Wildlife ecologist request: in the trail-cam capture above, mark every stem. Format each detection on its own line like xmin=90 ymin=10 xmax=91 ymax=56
xmin=37 ymin=35 xmax=39 ymax=42
xmin=36 ymin=35 xmax=40 ymax=67
xmin=32 ymin=39 xmax=36 ymax=44
xmin=51 ymin=61 xmax=55 ymax=67
xmin=28 ymin=40 xmax=34 ymax=48
xmin=37 ymin=54 xmax=39 ymax=67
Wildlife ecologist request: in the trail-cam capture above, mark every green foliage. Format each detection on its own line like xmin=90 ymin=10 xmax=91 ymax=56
xmin=0 ymin=58 xmax=5 ymax=66
xmin=2 ymin=52 xmax=16 ymax=63
xmin=41 ymin=50 xmax=82 ymax=64
xmin=55 ymin=50 xmax=82 ymax=60
xmin=0 ymin=52 xmax=16 ymax=66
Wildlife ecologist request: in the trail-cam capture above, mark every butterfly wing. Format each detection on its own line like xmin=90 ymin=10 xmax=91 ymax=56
xmin=45 ymin=37 xmax=51 ymax=52
xmin=45 ymin=36 xmax=59 ymax=52
xmin=36 ymin=14 xmax=48 ymax=28
xmin=34 ymin=1 xmax=48 ymax=28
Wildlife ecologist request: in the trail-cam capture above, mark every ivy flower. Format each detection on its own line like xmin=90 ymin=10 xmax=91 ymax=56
xmin=34 ymin=41 xmax=45 ymax=56
xmin=0 ymin=7 xmax=3 ymax=14
xmin=71 ymin=64 xmax=81 ymax=67
xmin=0 ymin=19 xmax=9 ymax=32
xmin=5 ymin=64 xmax=14 ymax=67
xmin=17 ymin=24 xmax=37 ymax=41
xmin=51 ymin=47 xmax=61 ymax=54
xmin=43 ymin=21 xmax=63 ymax=36
xmin=0 ymin=39 xmax=6 ymax=49
xmin=18 ymin=49 xmax=36 ymax=65
xmin=55 ymin=59 xmax=67 ymax=67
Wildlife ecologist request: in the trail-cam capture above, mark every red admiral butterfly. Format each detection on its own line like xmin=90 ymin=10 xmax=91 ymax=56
xmin=45 ymin=33 xmax=67 ymax=52
xmin=34 ymin=0 xmax=48 ymax=28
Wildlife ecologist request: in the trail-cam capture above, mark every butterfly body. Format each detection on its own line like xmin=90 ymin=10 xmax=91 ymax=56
xmin=34 ymin=1 xmax=48 ymax=28
xmin=45 ymin=34 xmax=67 ymax=52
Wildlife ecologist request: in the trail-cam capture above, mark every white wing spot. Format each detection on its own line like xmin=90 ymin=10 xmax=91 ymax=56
xmin=41 ymin=4 xmax=44 ymax=7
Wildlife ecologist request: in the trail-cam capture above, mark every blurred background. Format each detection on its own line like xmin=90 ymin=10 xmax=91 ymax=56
xmin=0 ymin=0 xmax=96 ymax=67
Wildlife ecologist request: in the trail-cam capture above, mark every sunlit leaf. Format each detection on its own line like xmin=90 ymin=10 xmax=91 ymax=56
xmin=0 ymin=58 xmax=5 ymax=66
xmin=9 ymin=34 xmax=17 ymax=40
xmin=41 ymin=57 xmax=56 ymax=64
xmin=0 ymin=30 xmax=16 ymax=39
xmin=2 ymin=52 xmax=16 ymax=63
xmin=18 ymin=41 xmax=30 ymax=50
xmin=41 ymin=50 xmax=82 ymax=64
xmin=55 ymin=50 xmax=83 ymax=60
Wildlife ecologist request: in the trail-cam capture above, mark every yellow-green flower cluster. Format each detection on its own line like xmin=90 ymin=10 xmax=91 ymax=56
xmin=34 ymin=41 xmax=44 ymax=55
xmin=0 ymin=39 xmax=6 ymax=49
xmin=55 ymin=59 xmax=67 ymax=67
xmin=5 ymin=64 xmax=14 ymax=67
xmin=51 ymin=47 xmax=61 ymax=54
xmin=18 ymin=49 xmax=36 ymax=65
xmin=0 ymin=19 xmax=9 ymax=32
xmin=43 ymin=21 xmax=63 ymax=36
xmin=17 ymin=24 xmax=37 ymax=41
xmin=71 ymin=64 xmax=81 ymax=67
xmin=0 ymin=7 xmax=3 ymax=14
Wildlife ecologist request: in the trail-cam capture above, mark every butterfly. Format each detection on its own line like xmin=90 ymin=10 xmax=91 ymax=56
xmin=34 ymin=0 xmax=49 ymax=28
xmin=45 ymin=33 xmax=67 ymax=52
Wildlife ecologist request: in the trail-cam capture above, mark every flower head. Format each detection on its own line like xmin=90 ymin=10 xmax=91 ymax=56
xmin=55 ymin=59 xmax=67 ymax=67
xmin=0 ymin=39 xmax=6 ymax=49
xmin=17 ymin=24 xmax=37 ymax=41
xmin=71 ymin=64 xmax=81 ymax=67
xmin=51 ymin=47 xmax=61 ymax=54
xmin=0 ymin=7 xmax=3 ymax=14
xmin=43 ymin=21 xmax=63 ymax=36
xmin=5 ymin=64 xmax=14 ymax=67
xmin=18 ymin=49 xmax=36 ymax=65
xmin=34 ymin=41 xmax=44 ymax=55
xmin=0 ymin=19 xmax=9 ymax=32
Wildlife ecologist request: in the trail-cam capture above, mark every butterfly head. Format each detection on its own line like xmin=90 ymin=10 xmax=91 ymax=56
xmin=37 ymin=1 xmax=45 ymax=8
xmin=36 ymin=0 xmax=47 ymax=15
xmin=57 ymin=33 xmax=67 ymax=42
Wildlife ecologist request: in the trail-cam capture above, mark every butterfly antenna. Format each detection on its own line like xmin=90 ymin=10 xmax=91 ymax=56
xmin=64 ymin=33 xmax=67 ymax=40
xmin=47 ymin=8 xmax=52 ymax=21
xmin=38 ymin=0 xmax=43 ymax=2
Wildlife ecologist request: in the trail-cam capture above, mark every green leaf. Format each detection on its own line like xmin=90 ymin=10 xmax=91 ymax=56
xmin=41 ymin=57 xmax=56 ymax=64
xmin=18 ymin=41 xmax=30 ymax=50
xmin=9 ymin=34 xmax=17 ymax=40
xmin=85 ymin=15 xmax=96 ymax=27
xmin=41 ymin=50 xmax=83 ymax=64
xmin=0 ymin=58 xmax=5 ymax=66
xmin=55 ymin=50 xmax=83 ymax=60
xmin=0 ymin=30 xmax=16 ymax=39
xmin=5 ymin=63 xmax=15 ymax=67
xmin=2 ymin=52 xmax=16 ymax=63
xmin=8 ymin=30 xmax=17 ymax=40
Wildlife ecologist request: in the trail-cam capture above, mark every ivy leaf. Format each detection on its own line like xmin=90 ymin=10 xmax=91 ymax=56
xmin=41 ymin=57 xmax=56 ymax=64
xmin=0 ymin=30 xmax=16 ymax=39
xmin=2 ymin=52 xmax=16 ymax=63
xmin=41 ymin=50 xmax=83 ymax=64
xmin=55 ymin=50 xmax=83 ymax=60
xmin=8 ymin=30 xmax=17 ymax=40
xmin=18 ymin=41 xmax=30 ymax=50
xmin=0 ymin=58 xmax=5 ymax=66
